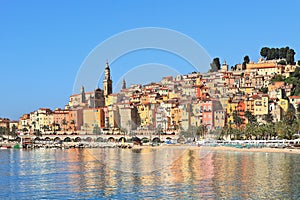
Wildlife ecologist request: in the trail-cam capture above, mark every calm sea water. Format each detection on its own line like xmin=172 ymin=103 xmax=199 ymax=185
xmin=0 ymin=147 xmax=300 ymax=199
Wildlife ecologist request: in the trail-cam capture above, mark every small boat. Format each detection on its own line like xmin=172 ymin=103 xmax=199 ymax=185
xmin=0 ymin=146 xmax=12 ymax=149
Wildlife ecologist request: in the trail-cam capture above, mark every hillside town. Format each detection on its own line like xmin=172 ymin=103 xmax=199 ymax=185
xmin=1 ymin=47 xmax=300 ymax=141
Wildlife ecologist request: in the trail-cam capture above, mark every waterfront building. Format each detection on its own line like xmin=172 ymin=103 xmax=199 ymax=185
xmin=106 ymin=104 xmax=120 ymax=131
xmin=18 ymin=114 xmax=30 ymax=132
xmin=118 ymin=103 xmax=140 ymax=132
xmin=82 ymin=107 xmax=105 ymax=133
xmin=12 ymin=59 xmax=300 ymax=134
xmin=52 ymin=108 xmax=70 ymax=132
xmin=30 ymin=108 xmax=52 ymax=133
xmin=68 ymin=108 xmax=83 ymax=132
xmin=9 ymin=121 xmax=19 ymax=132
xmin=0 ymin=118 xmax=10 ymax=129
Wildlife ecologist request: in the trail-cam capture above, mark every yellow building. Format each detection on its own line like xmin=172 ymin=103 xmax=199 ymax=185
xmin=226 ymin=99 xmax=238 ymax=126
xmin=278 ymin=99 xmax=288 ymax=112
xmin=247 ymin=62 xmax=284 ymax=76
xmin=105 ymin=94 xmax=119 ymax=106
xmin=107 ymin=105 xmax=119 ymax=130
xmin=244 ymin=97 xmax=255 ymax=113
xmin=239 ymin=86 xmax=255 ymax=95
xmin=170 ymin=104 xmax=182 ymax=131
xmin=253 ymin=95 xmax=269 ymax=116
xmin=30 ymin=108 xmax=52 ymax=132
xmin=137 ymin=103 xmax=152 ymax=127
xmin=82 ymin=108 xmax=105 ymax=132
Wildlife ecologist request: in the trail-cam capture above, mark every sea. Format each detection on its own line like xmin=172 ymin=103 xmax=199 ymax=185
xmin=0 ymin=147 xmax=300 ymax=199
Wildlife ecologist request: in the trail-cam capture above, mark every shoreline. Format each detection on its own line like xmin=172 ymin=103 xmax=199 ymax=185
xmin=191 ymin=145 xmax=300 ymax=154
xmin=2 ymin=142 xmax=300 ymax=154
xmin=131 ymin=144 xmax=300 ymax=154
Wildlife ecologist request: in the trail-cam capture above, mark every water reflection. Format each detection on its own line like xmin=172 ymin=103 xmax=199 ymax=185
xmin=0 ymin=148 xmax=299 ymax=199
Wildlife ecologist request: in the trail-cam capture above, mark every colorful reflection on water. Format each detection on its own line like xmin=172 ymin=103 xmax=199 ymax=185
xmin=0 ymin=147 xmax=299 ymax=199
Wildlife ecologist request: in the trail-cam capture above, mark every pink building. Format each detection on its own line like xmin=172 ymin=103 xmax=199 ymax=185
xmin=201 ymin=99 xmax=213 ymax=130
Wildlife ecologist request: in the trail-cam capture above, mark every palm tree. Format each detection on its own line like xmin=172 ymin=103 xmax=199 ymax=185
xmin=244 ymin=111 xmax=257 ymax=124
xmin=93 ymin=124 xmax=101 ymax=135
xmin=62 ymin=118 xmax=67 ymax=132
xmin=232 ymin=127 xmax=242 ymax=140
xmin=283 ymin=109 xmax=296 ymax=126
xmin=42 ymin=125 xmax=49 ymax=133
xmin=244 ymin=123 xmax=254 ymax=140
xmin=263 ymin=113 xmax=273 ymax=124
xmin=196 ymin=125 xmax=207 ymax=140
xmin=84 ymin=123 xmax=89 ymax=135
xmin=10 ymin=124 xmax=18 ymax=138
xmin=222 ymin=125 xmax=234 ymax=140
xmin=22 ymin=127 xmax=28 ymax=133
xmin=70 ymin=120 xmax=76 ymax=131
xmin=233 ymin=110 xmax=243 ymax=128
xmin=32 ymin=121 xmax=36 ymax=131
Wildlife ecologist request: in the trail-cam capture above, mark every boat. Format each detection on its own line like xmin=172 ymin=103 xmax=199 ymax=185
xmin=0 ymin=145 xmax=12 ymax=149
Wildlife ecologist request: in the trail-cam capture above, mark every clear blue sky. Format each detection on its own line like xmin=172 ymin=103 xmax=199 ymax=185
xmin=1 ymin=0 xmax=300 ymax=120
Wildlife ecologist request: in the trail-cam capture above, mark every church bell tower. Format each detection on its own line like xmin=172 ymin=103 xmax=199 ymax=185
xmin=103 ymin=61 xmax=112 ymax=96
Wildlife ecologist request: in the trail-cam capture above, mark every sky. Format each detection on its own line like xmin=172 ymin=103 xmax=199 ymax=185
xmin=1 ymin=0 xmax=300 ymax=120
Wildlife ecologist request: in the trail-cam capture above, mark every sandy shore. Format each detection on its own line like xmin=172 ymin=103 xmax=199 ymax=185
xmin=132 ymin=144 xmax=300 ymax=154
xmin=189 ymin=145 xmax=300 ymax=154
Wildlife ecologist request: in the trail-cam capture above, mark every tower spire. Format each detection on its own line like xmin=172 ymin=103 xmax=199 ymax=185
xmin=103 ymin=61 xmax=112 ymax=96
xmin=81 ymin=85 xmax=86 ymax=103
xmin=122 ymin=79 xmax=126 ymax=90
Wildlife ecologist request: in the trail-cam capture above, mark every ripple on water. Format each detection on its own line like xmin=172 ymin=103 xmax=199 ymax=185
xmin=0 ymin=148 xmax=299 ymax=199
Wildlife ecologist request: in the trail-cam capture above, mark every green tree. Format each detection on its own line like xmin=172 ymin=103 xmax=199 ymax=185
xmin=278 ymin=48 xmax=285 ymax=59
xmin=210 ymin=57 xmax=221 ymax=72
xmin=233 ymin=110 xmax=243 ymax=128
xmin=34 ymin=129 xmax=42 ymax=137
xmin=11 ymin=124 xmax=18 ymax=138
xmin=84 ymin=123 xmax=89 ymax=134
xmin=70 ymin=120 xmax=76 ymax=131
xmin=42 ymin=125 xmax=49 ymax=133
xmin=267 ymin=48 xmax=276 ymax=60
xmin=260 ymin=47 xmax=269 ymax=58
xmin=270 ymin=74 xmax=284 ymax=83
xmin=244 ymin=111 xmax=257 ymax=124
xmin=93 ymin=124 xmax=101 ymax=135
xmin=276 ymin=121 xmax=293 ymax=139
xmin=196 ymin=125 xmax=207 ymax=139
xmin=277 ymin=60 xmax=287 ymax=65
xmin=22 ymin=127 xmax=28 ymax=133
xmin=263 ymin=113 xmax=274 ymax=124
xmin=62 ymin=118 xmax=67 ymax=131
xmin=286 ymin=48 xmax=296 ymax=64
xmin=259 ymin=87 xmax=268 ymax=93
xmin=221 ymin=125 xmax=233 ymax=140
xmin=283 ymin=109 xmax=296 ymax=126
xmin=242 ymin=55 xmax=250 ymax=70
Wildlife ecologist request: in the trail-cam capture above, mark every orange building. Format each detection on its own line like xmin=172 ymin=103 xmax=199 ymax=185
xmin=0 ymin=118 xmax=10 ymax=129
xmin=236 ymin=101 xmax=246 ymax=127
xmin=68 ymin=108 xmax=83 ymax=131
xmin=53 ymin=109 xmax=70 ymax=132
